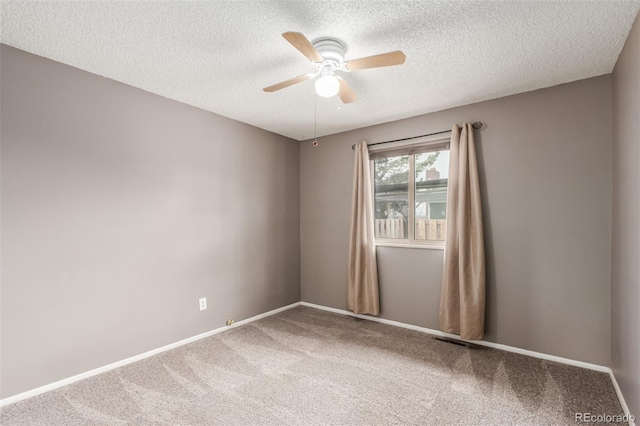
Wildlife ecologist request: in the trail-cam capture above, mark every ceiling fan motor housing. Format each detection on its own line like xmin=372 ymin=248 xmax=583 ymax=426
xmin=312 ymin=38 xmax=346 ymax=69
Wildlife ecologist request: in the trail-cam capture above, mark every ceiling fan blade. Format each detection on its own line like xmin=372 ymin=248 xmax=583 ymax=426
xmin=338 ymin=78 xmax=358 ymax=103
xmin=344 ymin=51 xmax=406 ymax=71
xmin=263 ymin=73 xmax=316 ymax=92
xmin=282 ymin=31 xmax=324 ymax=63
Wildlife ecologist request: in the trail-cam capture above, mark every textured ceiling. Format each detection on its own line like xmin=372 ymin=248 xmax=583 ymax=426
xmin=2 ymin=1 xmax=639 ymax=140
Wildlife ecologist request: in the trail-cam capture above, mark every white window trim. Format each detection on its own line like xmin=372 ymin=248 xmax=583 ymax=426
xmin=375 ymin=241 xmax=445 ymax=250
xmin=371 ymin=136 xmax=449 ymax=249
xmin=368 ymin=132 xmax=451 ymax=154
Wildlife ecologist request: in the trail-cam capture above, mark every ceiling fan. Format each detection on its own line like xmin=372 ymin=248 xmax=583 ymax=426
xmin=263 ymin=32 xmax=406 ymax=103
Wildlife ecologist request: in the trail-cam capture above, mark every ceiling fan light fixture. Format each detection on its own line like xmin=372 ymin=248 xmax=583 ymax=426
xmin=315 ymin=75 xmax=340 ymax=98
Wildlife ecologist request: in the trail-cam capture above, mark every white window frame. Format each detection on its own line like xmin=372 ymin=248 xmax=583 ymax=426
xmin=370 ymin=135 xmax=450 ymax=250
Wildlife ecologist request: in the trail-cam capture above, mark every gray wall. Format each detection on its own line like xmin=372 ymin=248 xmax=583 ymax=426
xmin=0 ymin=45 xmax=300 ymax=399
xmin=611 ymin=12 xmax=640 ymax=417
xmin=301 ymin=75 xmax=613 ymax=366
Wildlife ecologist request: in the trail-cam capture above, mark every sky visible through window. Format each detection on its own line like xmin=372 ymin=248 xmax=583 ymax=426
xmin=431 ymin=152 xmax=449 ymax=179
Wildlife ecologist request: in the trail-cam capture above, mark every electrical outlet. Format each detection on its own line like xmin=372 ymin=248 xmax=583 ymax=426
xmin=226 ymin=319 xmax=234 ymax=326
xmin=199 ymin=297 xmax=207 ymax=311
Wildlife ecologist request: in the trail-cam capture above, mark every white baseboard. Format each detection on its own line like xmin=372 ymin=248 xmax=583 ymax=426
xmin=3 ymin=299 xmax=633 ymax=426
xmin=301 ymin=301 xmax=609 ymax=372
xmin=0 ymin=301 xmax=302 ymax=407
xmin=609 ymin=370 xmax=637 ymax=426
xmin=301 ymin=301 xmax=640 ymax=424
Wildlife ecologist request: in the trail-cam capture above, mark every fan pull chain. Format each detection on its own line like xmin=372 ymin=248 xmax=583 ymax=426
xmin=313 ymin=95 xmax=318 ymax=147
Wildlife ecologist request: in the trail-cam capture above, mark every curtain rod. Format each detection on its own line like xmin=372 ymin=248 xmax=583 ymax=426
xmin=351 ymin=121 xmax=484 ymax=150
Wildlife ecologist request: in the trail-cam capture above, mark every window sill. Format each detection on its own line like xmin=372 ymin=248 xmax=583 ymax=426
xmin=375 ymin=242 xmax=445 ymax=250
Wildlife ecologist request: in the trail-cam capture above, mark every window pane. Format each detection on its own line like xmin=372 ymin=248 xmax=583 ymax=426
xmin=415 ymin=150 xmax=449 ymax=241
xmin=374 ymin=155 xmax=409 ymax=239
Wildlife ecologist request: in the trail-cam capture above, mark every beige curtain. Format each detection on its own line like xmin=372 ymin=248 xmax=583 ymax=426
xmin=347 ymin=141 xmax=380 ymax=315
xmin=439 ymin=123 xmax=486 ymax=340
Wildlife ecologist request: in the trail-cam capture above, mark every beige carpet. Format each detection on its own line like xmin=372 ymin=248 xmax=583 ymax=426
xmin=0 ymin=306 xmax=624 ymax=425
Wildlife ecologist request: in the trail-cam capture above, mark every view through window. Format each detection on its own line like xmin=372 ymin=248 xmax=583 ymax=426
xmin=373 ymin=145 xmax=449 ymax=243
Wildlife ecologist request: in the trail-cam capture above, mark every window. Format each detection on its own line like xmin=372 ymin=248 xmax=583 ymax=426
xmin=372 ymin=140 xmax=449 ymax=247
